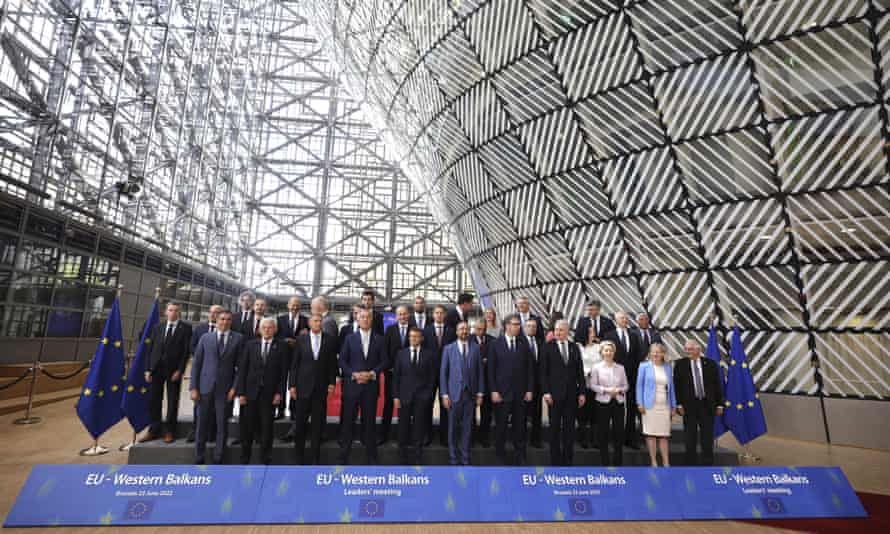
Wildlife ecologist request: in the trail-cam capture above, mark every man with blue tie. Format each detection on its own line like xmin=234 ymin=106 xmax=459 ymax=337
xmin=290 ymin=313 xmax=338 ymax=464
xmin=190 ymin=311 xmax=243 ymax=464
xmin=381 ymin=305 xmax=412 ymax=445
xmin=339 ymin=306 xmax=386 ymax=464
xmin=440 ymin=321 xmax=484 ymax=465
xmin=489 ymin=314 xmax=535 ymax=465
xmin=187 ymin=304 xmax=223 ymax=443
xmin=393 ymin=327 xmax=436 ymax=464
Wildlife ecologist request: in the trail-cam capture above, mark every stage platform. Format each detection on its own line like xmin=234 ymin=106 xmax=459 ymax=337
xmin=127 ymin=416 xmax=739 ymax=466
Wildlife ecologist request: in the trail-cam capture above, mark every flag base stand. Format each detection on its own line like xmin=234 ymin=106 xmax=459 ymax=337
xmin=79 ymin=442 xmax=109 ymax=456
xmin=13 ymin=416 xmax=42 ymax=425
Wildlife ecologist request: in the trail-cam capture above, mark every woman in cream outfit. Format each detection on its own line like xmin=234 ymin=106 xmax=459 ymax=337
xmin=636 ymin=343 xmax=677 ymax=467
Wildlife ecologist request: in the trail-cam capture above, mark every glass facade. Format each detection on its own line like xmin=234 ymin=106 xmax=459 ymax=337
xmin=305 ymin=0 xmax=889 ymax=400
xmin=0 ymin=0 xmax=466 ymax=304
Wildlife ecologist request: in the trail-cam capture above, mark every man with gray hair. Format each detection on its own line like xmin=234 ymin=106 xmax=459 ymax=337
xmin=540 ymin=320 xmax=586 ymax=466
xmin=635 ymin=312 xmax=662 ymax=357
xmin=311 ymin=296 xmax=339 ymax=339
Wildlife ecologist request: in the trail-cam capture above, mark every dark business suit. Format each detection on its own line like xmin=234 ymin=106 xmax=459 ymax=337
xmin=191 ymin=330 xmax=243 ymax=464
xmin=574 ymin=315 xmax=615 ymax=345
xmin=408 ymin=312 xmax=430 ymax=331
xmin=469 ymin=333 xmax=495 ymax=445
xmin=231 ymin=310 xmax=254 ymax=334
xmin=348 ymin=310 xmax=385 ymax=336
xmin=237 ymin=338 xmax=287 ymax=464
xmin=339 ymin=330 xmax=386 ymax=464
xmin=516 ymin=312 xmax=546 ymax=344
xmin=674 ymin=356 xmax=724 ymax=465
xmin=540 ymin=340 xmax=586 ymax=466
xmin=239 ymin=315 xmax=267 ymax=340
xmin=276 ymin=313 xmax=309 ymax=419
xmin=392 ymin=345 xmax=437 ymax=464
xmin=635 ymin=327 xmax=663 ymax=360
xmin=605 ymin=328 xmax=643 ymax=446
xmin=381 ymin=322 xmax=411 ymax=442
xmin=444 ymin=308 xmax=470 ymax=331
xmin=488 ymin=335 xmax=535 ymax=464
xmin=146 ymin=320 xmax=193 ymax=437
xmin=291 ymin=332 xmax=338 ymax=464
xmin=524 ymin=334 xmax=544 ymax=446
xmin=423 ymin=322 xmax=455 ymax=445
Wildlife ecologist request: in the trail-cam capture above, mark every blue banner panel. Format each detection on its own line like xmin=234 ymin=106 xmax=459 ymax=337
xmin=256 ymin=466 xmax=481 ymax=523
xmin=4 ymin=465 xmax=866 ymax=526
xmin=5 ymin=464 xmax=266 ymax=526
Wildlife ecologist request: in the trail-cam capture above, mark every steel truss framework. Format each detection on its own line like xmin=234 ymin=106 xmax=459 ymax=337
xmin=306 ymin=0 xmax=890 ymax=400
xmin=0 ymin=0 xmax=467 ymax=304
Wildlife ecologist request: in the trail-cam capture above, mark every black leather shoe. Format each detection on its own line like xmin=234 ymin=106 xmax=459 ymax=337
xmin=279 ymin=431 xmax=295 ymax=443
xmin=230 ymin=438 xmax=241 ymax=446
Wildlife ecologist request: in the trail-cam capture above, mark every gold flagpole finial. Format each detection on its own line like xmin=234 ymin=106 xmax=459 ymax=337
xmin=154 ymin=287 xmax=161 ymax=299
xmin=116 ymin=285 xmax=124 ymax=298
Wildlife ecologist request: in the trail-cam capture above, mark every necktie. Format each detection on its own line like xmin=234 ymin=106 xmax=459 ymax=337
xmin=509 ymin=337 xmax=514 ymax=352
xmin=594 ymin=318 xmax=599 ymax=337
xmin=529 ymin=337 xmax=537 ymax=360
xmin=411 ymin=348 xmax=417 ymax=366
xmin=620 ymin=329 xmax=627 ymax=352
xmin=254 ymin=319 xmax=260 ymax=336
xmin=643 ymin=330 xmax=650 ymax=345
xmin=218 ymin=333 xmax=227 ymax=359
xmin=693 ymin=359 xmax=705 ymax=399
xmin=400 ymin=325 xmax=406 ymax=345
xmin=417 ymin=315 xmax=424 ymax=329
xmin=243 ymin=311 xmax=248 ymax=323
xmin=290 ymin=315 xmax=295 ymax=335
xmin=261 ymin=341 xmax=269 ymax=364
xmin=460 ymin=342 xmax=466 ymax=360
xmin=436 ymin=325 xmax=443 ymax=346
xmin=560 ymin=342 xmax=568 ymax=364
xmin=209 ymin=324 xmax=215 ymax=333
xmin=165 ymin=323 xmax=174 ymax=340
xmin=312 ymin=335 xmax=319 ymax=360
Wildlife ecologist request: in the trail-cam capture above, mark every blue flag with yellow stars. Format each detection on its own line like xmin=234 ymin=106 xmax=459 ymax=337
xmin=704 ymin=325 xmax=727 ymax=438
xmin=121 ymin=298 xmax=159 ymax=432
xmin=723 ymin=326 xmax=767 ymax=444
xmin=76 ymin=297 xmax=126 ymax=439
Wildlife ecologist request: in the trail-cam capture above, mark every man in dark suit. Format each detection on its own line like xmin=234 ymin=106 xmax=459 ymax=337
xmin=393 ymin=327 xmax=436 ymax=464
xmin=445 ymin=292 xmax=474 ymax=330
xmin=339 ymin=307 xmax=386 ymax=464
xmin=190 ymin=311 xmax=243 ymax=464
xmin=352 ymin=290 xmax=385 ymax=335
xmin=604 ymin=311 xmax=643 ymax=448
xmin=187 ymin=304 xmax=224 ymax=442
xmin=231 ymin=290 xmax=255 ymax=333
xmin=423 ymin=304 xmax=456 ymax=446
xmin=469 ymin=320 xmax=495 ymax=447
xmin=380 ymin=305 xmax=411 ymax=444
xmin=541 ymin=320 xmax=587 ymax=466
xmin=142 ymin=301 xmax=192 ymax=443
xmin=311 ymin=296 xmax=339 ymax=340
xmin=277 ymin=296 xmax=309 ymax=430
xmin=409 ymin=295 xmax=430 ymax=330
xmin=523 ymin=317 xmax=544 ymax=448
xmin=635 ymin=312 xmax=662 ymax=359
xmin=674 ymin=339 xmax=725 ymax=466
xmin=237 ymin=318 xmax=287 ymax=464
xmin=440 ymin=322 xmax=484 ymax=466
xmin=574 ymin=300 xmax=615 ymax=346
xmin=290 ymin=313 xmax=338 ymax=464
xmin=239 ymin=297 xmax=268 ymax=339
xmin=489 ymin=314 xmax=535 ymax=465
xmin=515 ymin=296 xmax=545 ymax=344
xmin=339 ymin=303 xmax=363 ymax=348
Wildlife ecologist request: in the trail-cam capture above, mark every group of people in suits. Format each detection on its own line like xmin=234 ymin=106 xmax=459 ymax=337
xmin=139 ymin=289 xmax=725 ymax=468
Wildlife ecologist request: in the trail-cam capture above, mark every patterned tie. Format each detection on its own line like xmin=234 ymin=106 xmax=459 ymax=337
xmin=694 ymin=359 xmax=705 ymax=400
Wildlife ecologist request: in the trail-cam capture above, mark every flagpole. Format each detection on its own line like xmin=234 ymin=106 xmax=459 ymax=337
xmin=727 ymin=312 xmax=761 ymax=463
xmin=119 ymin=286 xmax=159 ymax=452
xmin=710 ymin=313 xmax=721 ymax=455
xmin=79 ymin=284 xmax=123 ymax=457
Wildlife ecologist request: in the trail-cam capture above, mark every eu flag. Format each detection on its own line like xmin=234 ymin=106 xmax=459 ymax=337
xmin=76 ymin=297 xmax=126 ymax=439
xmin=704 ymin=325 xmax=727 ymax=438
xmin=121 ymin=298 xmax=159 ymax=432
xmin=723 ymin=326 xmax=767 ymax=444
